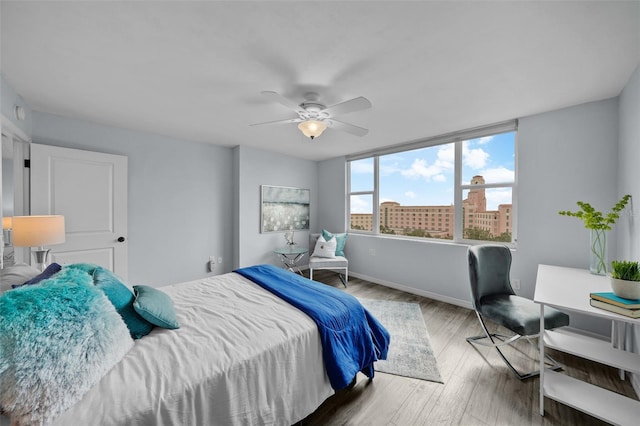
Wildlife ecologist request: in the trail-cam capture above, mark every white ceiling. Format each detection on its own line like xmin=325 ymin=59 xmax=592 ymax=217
xmin=1 ymin=1 xmax=639 ymax=161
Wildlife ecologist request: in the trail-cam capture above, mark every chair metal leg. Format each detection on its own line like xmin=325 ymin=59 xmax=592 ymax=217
xmin=339 ymin=271 xmax=348 ymax=288
xmin=466 ymin=311 xmax=563 ymax=380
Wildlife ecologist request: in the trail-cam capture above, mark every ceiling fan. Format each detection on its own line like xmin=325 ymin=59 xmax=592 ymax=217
xmin=250 ymin=91 xmax=372 ymax=139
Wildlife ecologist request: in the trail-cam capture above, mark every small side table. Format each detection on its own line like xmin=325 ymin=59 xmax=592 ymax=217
xmin=274 ymin=245 xmax=308 ymax=275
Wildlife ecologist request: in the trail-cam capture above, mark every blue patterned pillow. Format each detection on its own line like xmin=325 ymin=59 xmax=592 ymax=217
xmin=322 ymin=229 xmax=348 ymax=257
xmin=92 ymin=267 xmax=153 ymax=339
xmin=18 ymin=263 xmax=62 ymax=287
xmin=133 ymin=285 xmax=180 ymax=329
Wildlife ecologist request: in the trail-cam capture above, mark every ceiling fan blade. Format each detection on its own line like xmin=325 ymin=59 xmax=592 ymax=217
xmin=249 ymin=117 xmax=303 ymax=127
xmin=326 ymin=119 xmax=369 ymax=137
xmin=322 ymin=96 xmax=372 ymax=116
xmin=261 ymin=91 xmax=306 ymax=114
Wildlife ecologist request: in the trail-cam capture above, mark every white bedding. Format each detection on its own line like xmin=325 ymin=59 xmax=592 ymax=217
xmin=52 ymin=272 xmax=334 ymax=425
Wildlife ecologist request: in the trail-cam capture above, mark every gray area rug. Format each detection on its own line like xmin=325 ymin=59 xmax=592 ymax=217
xmin=359 ymin=298 xmax=443 ymax=383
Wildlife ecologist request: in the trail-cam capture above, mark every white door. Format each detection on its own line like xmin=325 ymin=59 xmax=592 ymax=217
xmin=30 ymin=144 xmax=128 ymax=280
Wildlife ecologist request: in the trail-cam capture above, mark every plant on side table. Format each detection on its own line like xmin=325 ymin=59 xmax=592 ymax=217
xmin=558 ymin=194 xmax=631 ymax=275
xmin=610 ymin=260 xmax=640 ymax=300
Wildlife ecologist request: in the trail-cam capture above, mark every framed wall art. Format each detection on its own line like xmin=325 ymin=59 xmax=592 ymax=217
xmin=260 ymin=185 xmax=310 ymax=233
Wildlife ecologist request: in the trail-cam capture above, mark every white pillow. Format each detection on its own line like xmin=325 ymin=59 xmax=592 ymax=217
xmin=312 ymin=235 xmax=337 ymax=258
xmin=0 ymin=263 xmax=41 ymax=293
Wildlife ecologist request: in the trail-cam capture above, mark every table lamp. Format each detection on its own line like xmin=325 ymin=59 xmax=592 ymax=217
xmin=2 ymin=216 xmax=12 ymax=246
xmin=12 ymin=215 xmax=65 ymax=271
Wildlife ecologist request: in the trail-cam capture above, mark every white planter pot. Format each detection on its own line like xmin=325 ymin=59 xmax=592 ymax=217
xmin=610 ymin=277 xmax=640 ymax=300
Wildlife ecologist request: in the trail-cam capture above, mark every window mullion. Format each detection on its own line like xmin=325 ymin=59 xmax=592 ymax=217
xmin=454 ymin=140 xmax=463 ymax=241
xmin=373 ymin=156 xmax=380 ymax=234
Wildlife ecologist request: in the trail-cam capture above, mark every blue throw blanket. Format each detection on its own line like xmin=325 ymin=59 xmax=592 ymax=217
xmin=235 ymin=264 xmax=390 ymax=390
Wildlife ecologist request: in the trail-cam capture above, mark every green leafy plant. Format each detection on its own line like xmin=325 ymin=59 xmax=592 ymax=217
xmin=558 ymin=194 xmax=631 ymax=230
xmin=559 ymin=195 xmax=631 ymax=274
xmin=611 ymin=260 xmax=640 ymax=281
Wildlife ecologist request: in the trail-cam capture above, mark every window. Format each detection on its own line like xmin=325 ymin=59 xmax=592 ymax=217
xmin=348 ymin=157 xmax=375 ymax=232
xmin=348 ymin=121 xmax=517 ymax=244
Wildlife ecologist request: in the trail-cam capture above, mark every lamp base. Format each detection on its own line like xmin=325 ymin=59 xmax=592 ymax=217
xmin=32 ymin=248 xmax=51 ymax=272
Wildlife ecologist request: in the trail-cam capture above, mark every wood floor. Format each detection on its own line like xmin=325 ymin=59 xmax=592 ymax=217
xmin=299 ymin=271 xmax=639 ymax=426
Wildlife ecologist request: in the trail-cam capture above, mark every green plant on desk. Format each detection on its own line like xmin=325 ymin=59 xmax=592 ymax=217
xmin=610 ymin=260 xmax=640 ymax=299
xmin=611 ymin=260 xmax=640 ymax=281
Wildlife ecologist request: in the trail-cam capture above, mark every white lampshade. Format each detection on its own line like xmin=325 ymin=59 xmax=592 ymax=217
xmin=298 ymin=120 xmax=327 ymax=139
xmin=2 ymin=217 xmax=12 ymax=230
xmin=12 ymin=215 xmax=66 ymax=247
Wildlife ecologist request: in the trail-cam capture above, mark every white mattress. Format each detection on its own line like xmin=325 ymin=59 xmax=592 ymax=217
xmin=52 ymin=272 xmax=334 ymax=425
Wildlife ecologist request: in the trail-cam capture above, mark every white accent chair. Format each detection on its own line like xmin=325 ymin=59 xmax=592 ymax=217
xmin=308 ymin=233 xmax=348 ymax=287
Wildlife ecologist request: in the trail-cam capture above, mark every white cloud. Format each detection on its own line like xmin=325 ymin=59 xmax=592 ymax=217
xmin=350 ymin=195 xmax=371 ymax=213
xmin=463 ymin=145 xmax=489 ymax=169
xmin=405 ymin=191 xmax=416 ymax=199
xmin=477 ymin=136 xmax=494 ymax=145
xmin=482 ymin=167 xmax=515 ymax=183
xmin=400 ymin=145 xmax=454 ymax=181
xmin=401 ymin=158 xmax=444 ymax=180
xmin=486 ymin=188 xmax=512 ymax=210
xmin=437 ymin=144 xmax=455 ymax=164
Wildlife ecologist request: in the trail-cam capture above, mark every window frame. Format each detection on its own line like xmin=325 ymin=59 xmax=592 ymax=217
xmin=347 ymin=120 xmax=518 ymax=246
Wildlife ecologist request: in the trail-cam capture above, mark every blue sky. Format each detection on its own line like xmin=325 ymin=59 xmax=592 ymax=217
xmin=351 ymin=132 xmax=515 ymax=213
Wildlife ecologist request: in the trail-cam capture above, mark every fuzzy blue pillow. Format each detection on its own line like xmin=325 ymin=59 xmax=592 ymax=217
xmin=92 ymin=267 xmax=154 ymax=339
xmin=133 ymin=285 xmax=180 ymax=330
xmin=0 ymin=267 xmax=133 ymax=425
xmin=322 ymin=229 xmax=348 ymax=257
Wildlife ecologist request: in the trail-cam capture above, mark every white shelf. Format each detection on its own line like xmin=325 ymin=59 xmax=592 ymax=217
xmin=543 ymin=370 xmax=640 ymax=426
xmin=536 ymin=265 xmax=640 ymax=424
xmin=544 ymin=329 xmax=640 ymax=374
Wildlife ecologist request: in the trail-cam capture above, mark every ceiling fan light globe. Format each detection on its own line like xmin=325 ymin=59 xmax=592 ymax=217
xmin=298 ymin=120 xmax=327 ymax=139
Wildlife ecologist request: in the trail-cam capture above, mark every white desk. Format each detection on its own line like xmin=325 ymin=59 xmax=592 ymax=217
xmin=535 ymin=264 xmax=640 ymax=425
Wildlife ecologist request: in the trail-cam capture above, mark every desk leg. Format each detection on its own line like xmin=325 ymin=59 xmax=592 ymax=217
xmin=612 ymin=320 xmax=626 ymax=380
xmin=539 ymin=303 xmax=545 ymax=416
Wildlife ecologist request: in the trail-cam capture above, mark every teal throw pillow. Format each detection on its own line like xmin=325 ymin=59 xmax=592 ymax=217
xmin=322 ymin=229 xmax=348 ymax=257
xmin=133 ymin=285 xmax=180 ymax=330
xmin=93 ymin=267 xmax=154 ymax=339
xmin=64 ymin=262 xmax=101 ymax=275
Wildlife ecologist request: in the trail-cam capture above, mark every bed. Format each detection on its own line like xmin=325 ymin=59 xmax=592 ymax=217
xmin=0 ymin=263 xmax=389 ymax=426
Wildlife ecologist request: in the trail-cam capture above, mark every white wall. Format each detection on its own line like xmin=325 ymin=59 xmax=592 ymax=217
xmin=319 ymin=97 xmax=621 ymax=335
xmin=617 ymin=65 xmax=639 ymax=261
xmin=617 ymin=64 xmax=640 ymax=392
xmin=317 ymin=157 xmax=347 ymax=233
xmin=1 ymin=74 xmax=33 ymax=137
xmin=234 ymin=145 xmax=318 ymax=269
xmin=30 ymin=112 xmax=234 ymax=287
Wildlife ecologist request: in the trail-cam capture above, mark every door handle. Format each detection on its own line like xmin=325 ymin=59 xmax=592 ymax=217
xmin=117 ymin=236 xmax=126 ymax=242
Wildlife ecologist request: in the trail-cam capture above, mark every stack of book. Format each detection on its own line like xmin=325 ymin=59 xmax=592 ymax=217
xmin=589 ymin=292 xmax=640 ymax=318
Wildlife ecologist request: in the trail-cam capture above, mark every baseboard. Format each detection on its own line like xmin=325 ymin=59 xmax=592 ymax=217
xmin=349 ymin=271 xmax=473 ymax=310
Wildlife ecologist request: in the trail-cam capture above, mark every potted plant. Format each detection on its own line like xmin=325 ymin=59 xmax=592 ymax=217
xmin=610 ymin=260 xmax=640 ymax=300
xmin=558 ymin=194 xmax=631 ymax=275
